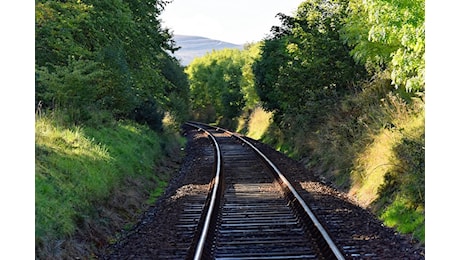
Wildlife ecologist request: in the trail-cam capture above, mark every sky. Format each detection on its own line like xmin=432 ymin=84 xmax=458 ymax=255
xmin=160 ymin=0 xmax=305 ymax=44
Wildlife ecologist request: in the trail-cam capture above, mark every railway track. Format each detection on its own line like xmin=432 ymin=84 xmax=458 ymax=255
xmin=104 ymin=121 xmax=424 ymax=259
xmin=185 ymin=122 xmax=344 ymax=260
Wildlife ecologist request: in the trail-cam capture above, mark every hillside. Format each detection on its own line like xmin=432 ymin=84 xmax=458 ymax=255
xmin=171 ymin=35 xmax=244 ymax=66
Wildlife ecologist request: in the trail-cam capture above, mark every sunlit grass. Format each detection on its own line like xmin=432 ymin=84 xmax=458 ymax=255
xmin=237 ymin=106 xmax=273 ymax=140
xmin=35 ymin=114 xmax=168 ymax=246
xmin=36 ymin=117 xmax=115 ymax=239
xmin=349 ymin=128 xmax=396 ymax=206
xmin=349 ymin=102 xmax=424 ymax=206
xmin=347 ymin=99 xmax=424 ymax=243
xmin=246 ymin=107 xmax=273 ymax=140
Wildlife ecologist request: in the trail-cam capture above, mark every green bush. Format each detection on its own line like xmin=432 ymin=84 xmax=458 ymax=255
xmin=130 ymin=99 xmax=164 ymax=132
xmin=380 ymin=198 xmax=424 ymax=242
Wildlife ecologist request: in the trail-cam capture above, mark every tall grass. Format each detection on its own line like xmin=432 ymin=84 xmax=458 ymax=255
xmin=249 ymin=72 xmax=424 ymax=243
xmin=237 ymin=106 xmax=273 ymax=140
xmin=35 ymin=111 xmax=181 ymax=257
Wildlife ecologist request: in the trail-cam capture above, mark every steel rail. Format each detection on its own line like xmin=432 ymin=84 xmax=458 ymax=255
xmin=185 ymin=122 xmax=222 ymax=260
xmin=186 ymin=121 xmax=345 ymax=260
xmin=232 ymin=134 xmax=345 ymax=260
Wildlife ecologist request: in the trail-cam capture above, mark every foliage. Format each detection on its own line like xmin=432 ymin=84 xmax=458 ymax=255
xmin=186 ymin=46 xmax=260 ymax=128
xmin=253 ymin=0 xmax=367 ymax=127
xmin=130 ymin=99 xmax=164 ymax=131
xmin=342 ymin=0 xmax=425 ymax=92
xmin=36 ymin=59 xmax=113 ymax=123
xmin=250 ymin=0 xmax=424 ymax=242
xmin=236 ymin=106 xmax=273 ymax=140
xmin=35 ymin=0 xmax=190 ymax=127
xmin=380 ymin=198 xmax=424 ymax=242
xmin=158 ymin=53 xmax=191 ymax=124
xmin=35 ymin=0 xmax=94 ymax=66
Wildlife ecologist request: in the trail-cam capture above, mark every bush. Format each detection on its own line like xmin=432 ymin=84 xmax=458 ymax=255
xmin=130 ymin=99 xmax=164 ymax=131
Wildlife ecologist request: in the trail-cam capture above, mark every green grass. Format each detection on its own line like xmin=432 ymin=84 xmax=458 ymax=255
xmin=147 ymin=176 xmax=168 ymax=204
xmin=245 ymin=107 xmax=273 ymax=140
xmin=236 ymin=106 xmax=273 ymax=140
xmin=35 ymin=113 xmax=180 ymax=256
xmin=251 ymin=73 xmax=425 ymax=244
xmin=36 ymin=119 xmax=115 ymax=239
xmin=380 ymin=198 xmax=425 ymax=242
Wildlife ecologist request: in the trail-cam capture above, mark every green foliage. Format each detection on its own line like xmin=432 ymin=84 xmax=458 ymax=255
xmin=36 ymin=59 xmax=113 ymax=122
xmin=35 ymin=1 xmax=94 ymax=66
xmin=233 ymin=1 xmax=427 ymax=244
xmin=253 ymin=0 xmax=367 ymax=126
xmin=158 ymin=54 xmax=191 ymax=123
xmin=35 ymin=0 xmax=190 ymax=127
xmin=130 ymin=99 xmax=164 ymax=131
xmin=186 ymin=47 xmax=260 ymax=128
xmin=342 ymin=0 xmax=425 ymax=92
xmin=380 ymin=198 xmax=424 ymax=242
xmin=240 ymin=43 xmax=263 ymax=108
xmin=252 ymin=37 xmax=289 ymax=113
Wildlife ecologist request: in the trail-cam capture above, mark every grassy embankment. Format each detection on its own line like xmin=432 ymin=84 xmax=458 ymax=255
xmin=35 ymin=112 xmax=185 ymax=258
xmin=238 ymin=76 xmax=425 ymax=244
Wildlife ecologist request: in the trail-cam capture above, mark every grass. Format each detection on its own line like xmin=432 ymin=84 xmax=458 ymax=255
xmin=349 ymin=127 xmax=398 ymax=206
xmin=35 ymin=112 xmax=183 ymax=257
xmin=245 ymin=107 xmax=273 ymax=140
xmin=249 ymin=73 xmax=425 ymax=244
xmin=36 ymin=118 xmax=115 ymax=239
xmin=346 ymin=96 xmax=424 ymax=243
xmin=236 ymin=106 xmax=273 ymax=140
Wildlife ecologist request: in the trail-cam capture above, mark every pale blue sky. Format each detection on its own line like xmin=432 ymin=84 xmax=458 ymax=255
xmin=160 ymin=0 xmax=304 ymax=44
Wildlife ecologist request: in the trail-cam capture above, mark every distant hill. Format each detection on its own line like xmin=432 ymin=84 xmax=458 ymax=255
xmin=171 ymin=35 xmax=244 ymax=66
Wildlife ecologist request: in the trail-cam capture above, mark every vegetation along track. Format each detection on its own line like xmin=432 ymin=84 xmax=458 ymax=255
xmin=104 ymin=122 xmax=424 ymax=259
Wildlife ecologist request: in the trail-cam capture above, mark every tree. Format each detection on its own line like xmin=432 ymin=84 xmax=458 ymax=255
xmin=186 ymin=48 xmax=250 ymax=125
xmin=35 ymin=0 xmax=190 ymax=127
xmin=253 ymin=0 xmax=366 ymax=122
xmin=341 ymin=0 xmax=425 ymax=92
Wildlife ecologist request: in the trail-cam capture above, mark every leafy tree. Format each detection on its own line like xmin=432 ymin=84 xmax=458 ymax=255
xmin=158 ymin=53 xmax=191 ymax=123
xmin=252 ymin=37 xmax=289 ymax=114
xmin=186 ymin=48 xmax=249 ymax=125
xmin=35 ymin=0 xmax=190 ymax=127
xmin=36 ymin=59 xmax=111 ymax=123
xmin=253 ymin=0 xmax=366 ymax=123
xmin=35 ymin=1 xmax=95 ymax=67
xmin=341 ymin=0 xmax=425 ymax=92
xmin=240 ymin=43 xmax=262 ymax=109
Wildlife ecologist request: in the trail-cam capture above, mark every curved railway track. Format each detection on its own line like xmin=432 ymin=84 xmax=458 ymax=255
xmin=104 ymin=121 xmax=424 ymax=259
xmin=185 ymin=122 xmax=344 ymax=260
